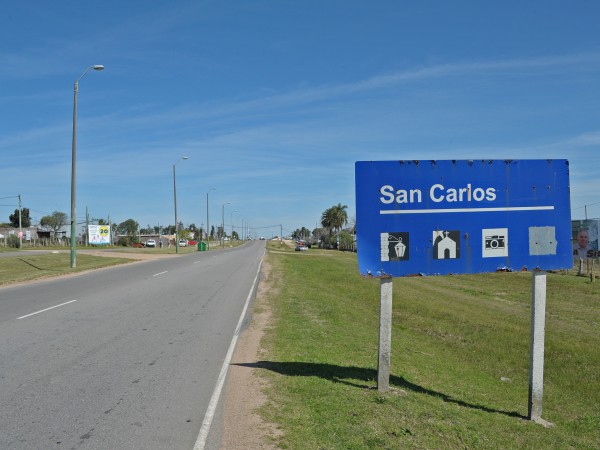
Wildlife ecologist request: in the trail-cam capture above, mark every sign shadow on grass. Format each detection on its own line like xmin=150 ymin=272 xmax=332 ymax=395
xmin=233 ymin=361 xmax=525 ymax=420
xmin=18 ymin=258 xmax=58 ymax=271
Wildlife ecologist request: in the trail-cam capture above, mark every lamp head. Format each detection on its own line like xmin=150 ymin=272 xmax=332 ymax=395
xmin=92 ymin=65 xmax=105 ymax=71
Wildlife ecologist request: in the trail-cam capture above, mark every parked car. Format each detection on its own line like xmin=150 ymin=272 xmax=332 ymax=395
xmin=179 ymin=239 xmax=188 ymax=247
xmin=132 ymin=242 xmax=144 ymax=248
xmin=145 ymin=239 xmax=156 ymax=248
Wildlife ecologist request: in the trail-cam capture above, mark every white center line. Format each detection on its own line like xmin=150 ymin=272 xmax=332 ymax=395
xmin=17 ymin=299 xmax=78 ymax=320
xmin=153 ymin=271 xmax=168 ymax=277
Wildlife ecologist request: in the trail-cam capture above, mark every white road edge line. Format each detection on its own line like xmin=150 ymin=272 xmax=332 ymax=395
xmin=194 ymin=252 xmax=264 ymax=450
xmin=153 ymin=271 xmax=168 ymax=277
xmin=17 ymin=299 xmax=78 ymax=320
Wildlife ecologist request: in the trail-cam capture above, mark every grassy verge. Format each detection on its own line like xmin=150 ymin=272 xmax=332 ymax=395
xmin=0 ymin=240 xmax=244 ymax=254
xmin=260 ymin=241 xmax=599 ymax=449
xmin=0 ymin=253 xmax=132 ymax=286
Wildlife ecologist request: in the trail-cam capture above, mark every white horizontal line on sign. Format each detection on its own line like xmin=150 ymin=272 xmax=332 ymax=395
xmin=380 ymin=206 xmax=555 ymax=214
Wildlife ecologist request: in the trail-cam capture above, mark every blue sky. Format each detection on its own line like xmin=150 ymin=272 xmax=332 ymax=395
xmin=1 ymin=1 xmax=599 ymax=238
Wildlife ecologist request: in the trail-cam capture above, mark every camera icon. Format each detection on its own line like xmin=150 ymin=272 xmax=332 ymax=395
xmin=485 ymin=235 xmax=505 ymax=249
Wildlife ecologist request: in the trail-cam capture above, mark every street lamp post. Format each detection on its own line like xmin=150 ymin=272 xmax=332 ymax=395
xmin=173 ymin=156 xmax=189 ymax=253
xmin=206 ymin=188 xmax=216 ymax=250
xmin=70 ymin=65 xmax=104 ymax=268
xmin=18 ymin=194 xmax=22 ymax=247
xmin=221 ymin=202 xmax=230 ymax=248
xmin=231 ymin=209 xmax=237 ymax=241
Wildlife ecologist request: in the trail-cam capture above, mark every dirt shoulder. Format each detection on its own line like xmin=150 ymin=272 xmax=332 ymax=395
xmin=221 ymin=257 xmax=281 ymax=449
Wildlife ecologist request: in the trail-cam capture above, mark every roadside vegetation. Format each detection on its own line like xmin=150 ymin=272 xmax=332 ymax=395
xmin=0 ymin=240 xmax=245 ymax=285
xmin=0 ymin=253 xmax=131 ymax=285
xmin=259 ymin=241 xmax=599 ymax=449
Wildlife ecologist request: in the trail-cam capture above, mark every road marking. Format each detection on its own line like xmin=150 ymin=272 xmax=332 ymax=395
xmin=17 ymin=299 xmax=78 ymax=320
xmin=193 ymin=261 xmax=202 ymax=264
xmin=194 ymin=254 xmax=264 ymax=450
xmin=153 ymin=271 xmax=168 ymax=277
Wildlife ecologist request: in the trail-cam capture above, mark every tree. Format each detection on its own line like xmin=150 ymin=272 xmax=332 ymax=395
xmin=312 ymin=227 xmax=326 ymax=240
xmin=117 ymin=219 xmax=139 ymax=237
xmin=140 ymin=224 xmax=153 ymax=234
xmin=116 ymin=219 xmax=139 ymax=246
xmin=40 ymin=211 xmax=68 ymax=233
xmin=321 ymin=203 xmax=348 ymax=234
xmin=338 ymin=230 xmax=354 ymax=250
xmin=292 ymin=226 xmax=311 ymax=240
xmin=180 ymin=228 xmax=193 ymax=240
xmin=9 ymin=208 xmax=31 ymax=228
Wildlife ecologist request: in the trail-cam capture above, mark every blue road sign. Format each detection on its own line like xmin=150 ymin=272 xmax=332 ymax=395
xmin=355 ymin=160 xmax=572 ymax=277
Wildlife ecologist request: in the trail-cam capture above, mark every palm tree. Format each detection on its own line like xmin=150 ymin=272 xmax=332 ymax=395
xmin=330 ymin=203 xmax=348 ymax=233
xmin=321 ymin=203 xmax=348 ymax=235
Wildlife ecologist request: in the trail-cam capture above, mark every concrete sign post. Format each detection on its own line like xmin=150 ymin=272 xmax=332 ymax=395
xmin=377 ymin=277 xmax=393 ymax=392
xmin=356 ymin=159 xmax=572 ymax=416
xmin=529 ymin=271 xmax=553 ymax=426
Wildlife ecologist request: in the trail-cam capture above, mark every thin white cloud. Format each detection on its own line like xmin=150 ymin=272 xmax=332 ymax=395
xmin=565 ymin=131 xmax=600 ymax=146
xmin=0 ymin=4 xmax=200 ymax=79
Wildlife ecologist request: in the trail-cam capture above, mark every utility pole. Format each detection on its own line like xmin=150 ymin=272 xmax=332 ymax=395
xmin=86 ymin=207 xmax=90 ymax=246
xmin=18 ymin=194 xmax=22 ymax=248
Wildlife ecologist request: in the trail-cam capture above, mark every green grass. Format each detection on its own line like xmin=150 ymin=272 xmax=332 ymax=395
xmin=259 ymin=242 xmax=600 ymax=449
xmin=0 ymin=239 xmax=244 ymax=254
xmin=0 ymin=253 xmax=132 ymax=285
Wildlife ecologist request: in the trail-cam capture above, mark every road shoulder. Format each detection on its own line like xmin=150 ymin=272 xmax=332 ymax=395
xmin=221 ymin=258 xmax=281 ymax=449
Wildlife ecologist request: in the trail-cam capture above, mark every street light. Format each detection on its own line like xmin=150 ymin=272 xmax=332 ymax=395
xmin=70 ymin=64 xmax=104 ymax=268
xmin=231 ymin=209 xmax=237 ymax=241
xmin=241 ymin=217 xmax=248 ymax=240
xmin=206 ymin=188 xmax=216 ymax=250
xmin=221 ymin=202 xmax=230 ymax=248
xmin=173 ymin=156 xmax=189 ymax=253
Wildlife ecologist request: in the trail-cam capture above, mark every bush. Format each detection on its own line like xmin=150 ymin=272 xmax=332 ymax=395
xmin=117 ymin=236 xmax=140 ymax=246
xmin=338 ymin=231 xmax=355 ymax=251
xmin=7 ymin=234 xmax=20 ymax=248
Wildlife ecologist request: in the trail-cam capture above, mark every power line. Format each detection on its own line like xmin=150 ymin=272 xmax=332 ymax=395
xmin=572 ymin=200 xmax=600 ymax=210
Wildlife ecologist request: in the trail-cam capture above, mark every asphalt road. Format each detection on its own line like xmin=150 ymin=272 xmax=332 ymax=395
xmin=0 ymin=241 xmax=265 ymax=449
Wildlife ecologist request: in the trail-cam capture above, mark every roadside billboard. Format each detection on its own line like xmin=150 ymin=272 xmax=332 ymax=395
xmin=571 ymin=219 xmax=600 ymax=260
xmin=88 ymin=224 xmax=111 ymax=245
xmin=356 ymin=159 xmax=572 ymax=277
